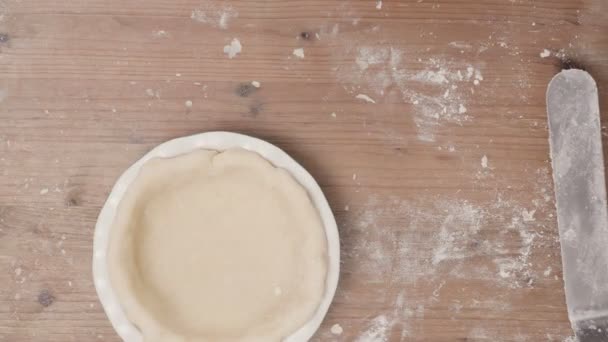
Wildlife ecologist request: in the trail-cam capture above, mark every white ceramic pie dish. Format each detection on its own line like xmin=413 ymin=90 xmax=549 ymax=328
xmin=92 ymin=131 xmax=340 ymax=342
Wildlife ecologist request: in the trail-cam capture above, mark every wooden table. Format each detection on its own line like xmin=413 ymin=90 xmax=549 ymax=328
xmin=1 ymin=0 xmax=607 ymax=341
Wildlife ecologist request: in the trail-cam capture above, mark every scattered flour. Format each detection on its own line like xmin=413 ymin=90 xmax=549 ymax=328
xmin=293 ymin=48 xmax=305 ymax=59
xmin=402 ymin=59 xmax=482 ymax=141
xmin=251 ymin=81 xmax=261 ymax=88
xmin=348 ymin=167 xmax=551 ymax=290
xmin=376 ymin=0 xmax=383 ymax=10
xmin=410 ymin=67 xmax=452 ymax=84
xmin=304 ymin=25 xmax=568 ymax=342
xmin=522 ymin=209 xmax=536 ymax=222
xmin=223 ymin=38 xmax=242 ymax=58
xmin=191 ymin=3 xmax=238 ymax=29
xmin=467 ymin=326 xmax=501 ymax=340
xmin=330 ymin=323 xmax=344 ymax=335
xmin=355 ymin=315 xmax=389 ymax=342
xmin=344 ymin=191 xmax=545 ymax=288
xmin=355 ymin=46 xmax=392 ymax=71
xmin=39 ymin=188 xmax=49 ymax=195
xmin=431 ymin=201 xmax=485 ymax=266
xmin=185 ymin=100 xmax=193 ymax=108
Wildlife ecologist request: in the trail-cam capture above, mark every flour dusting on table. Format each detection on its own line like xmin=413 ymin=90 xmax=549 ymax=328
xmin=355 ymin=315 xmax=389 ymax=342
xmin=341 ymin=160 xmax=556 ymax=340
xmin=191 ymin=2 xmax=238 ymax=29
xmin=351 ymin=165 xmax=551 ymax=282
xmin=332 ymin=40 xmax=483 ymax=141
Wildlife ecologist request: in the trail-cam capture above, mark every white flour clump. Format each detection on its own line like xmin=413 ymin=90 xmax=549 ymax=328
xmin=330 ymin=323 xmax=343 ymax=335
xmin=223 ymin=38 xmax=242 ymax=58
xmin=355 ymin=94 xmax=376 ymax=104
xmin=292 ymin=48 xmax=305 ymax=59
xmin=540 ymin=49 xmax=551 ymax=58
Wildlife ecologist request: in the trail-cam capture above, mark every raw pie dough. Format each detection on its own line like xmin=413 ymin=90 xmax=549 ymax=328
xmin=108 ymin=149 xmax=328 ymax=342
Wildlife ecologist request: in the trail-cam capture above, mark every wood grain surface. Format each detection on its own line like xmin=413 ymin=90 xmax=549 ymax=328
xmin=0 ymin=0 xmax=607 ymax=341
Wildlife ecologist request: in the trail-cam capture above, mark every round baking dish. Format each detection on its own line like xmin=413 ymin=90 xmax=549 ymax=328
xmin=92 ymin=131 xmax=340 ymax=342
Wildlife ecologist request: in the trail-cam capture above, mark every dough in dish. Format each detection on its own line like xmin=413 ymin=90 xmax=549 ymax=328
xmin=107 ymin=149 xmax=328 ymax=342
